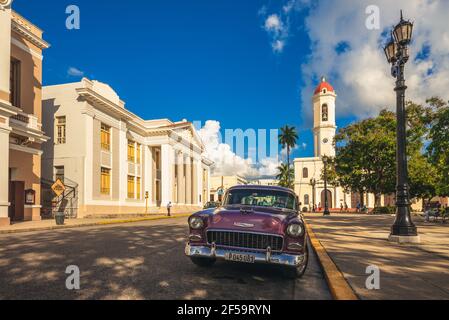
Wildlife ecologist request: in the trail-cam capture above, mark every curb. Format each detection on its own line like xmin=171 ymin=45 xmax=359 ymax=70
xmin=305 ymin=221 xmax=359 ymax=300
xmin=0 ymin=214 xmax=192 ymax=235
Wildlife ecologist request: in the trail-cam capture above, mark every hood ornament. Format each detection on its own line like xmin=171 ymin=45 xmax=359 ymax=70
xmin=234 ymin=222 xmax=255 ymax=228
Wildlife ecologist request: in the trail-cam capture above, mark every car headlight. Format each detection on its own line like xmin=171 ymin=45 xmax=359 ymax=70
xmin=287 ymin=223 xmax=304 ymax=237
xmin=189 ymin=216 xmax=204 ymax=230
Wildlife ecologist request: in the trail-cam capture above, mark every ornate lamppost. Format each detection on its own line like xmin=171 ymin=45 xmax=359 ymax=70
xmin=383 ymin=11 xmax=420 ymax=243
xmin=322 ymin=156 xmax=330 ymax=216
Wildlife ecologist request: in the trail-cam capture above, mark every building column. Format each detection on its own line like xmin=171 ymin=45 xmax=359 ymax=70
xmin=160 ymin=144 xmax=173 ymax=206
xmin=0 ymin=5 xmax=12 ymax=102
xmin=185 ymin=156 xmax=192 ymax=205
xmin=192 ymin=157 xmax=198 ymax=206
xmin=177 ymin=151 xmax=185 ymax=204
xmin=0 ymin=4 xmax=13 ymax=225
xmin=0 ymin=126 xmax=11 ymax=226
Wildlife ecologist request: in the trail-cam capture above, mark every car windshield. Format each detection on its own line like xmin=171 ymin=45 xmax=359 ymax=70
xmin=223 ymin=189 xmax=297 ymax=211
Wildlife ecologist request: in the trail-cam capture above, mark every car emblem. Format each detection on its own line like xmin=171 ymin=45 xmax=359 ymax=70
xmin=233 ymin=222 xmax=255 ymax=228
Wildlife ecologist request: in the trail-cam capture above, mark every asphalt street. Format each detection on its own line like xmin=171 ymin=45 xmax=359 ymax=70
xmin=0 ymin=217 xmax=331 ymax=300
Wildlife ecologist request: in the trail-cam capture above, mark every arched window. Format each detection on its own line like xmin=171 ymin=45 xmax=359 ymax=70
xmin=322 ymin=104 xmax=329 ymax=122
xmin=304 ymin=194 xmax=310 ymax=205
xmin=303 ymin=167 xmax=309 ymax=179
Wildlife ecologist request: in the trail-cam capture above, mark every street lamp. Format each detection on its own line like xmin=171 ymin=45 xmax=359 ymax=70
xmin=383 ymin=11 xmax=419 ymax=243
xmin=322 ymin=156 xmax=330 ymax=216
xmin=309 ymin=178 xmax=316 ymax=212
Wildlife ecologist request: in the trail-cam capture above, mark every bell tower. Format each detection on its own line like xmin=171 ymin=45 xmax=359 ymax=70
xmin=312 ymin=77 xmax=337 ymax=158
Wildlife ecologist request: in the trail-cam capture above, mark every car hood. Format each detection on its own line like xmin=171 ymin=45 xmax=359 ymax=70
xmin=205 ymin=206 xmax=297 ymax=235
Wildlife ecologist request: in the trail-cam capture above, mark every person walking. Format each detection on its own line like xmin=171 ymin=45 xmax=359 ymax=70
xmin=167 ymin=201 xmax=173 ymax=217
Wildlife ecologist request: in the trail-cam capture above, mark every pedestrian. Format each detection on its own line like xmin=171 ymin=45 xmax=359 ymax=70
xmin=356 ymin=202 xmax=361 ymax=213
xmin=340 ymin=203 xmax=344 ymax=212
xmin=167 ymin=201 xmax=173 ymax=217
xmin=344 ymin=202 xmax=348 ymax=212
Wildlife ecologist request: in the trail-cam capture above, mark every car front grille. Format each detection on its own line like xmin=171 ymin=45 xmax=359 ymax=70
xmin=207 ymin=230 xmax=283 ymax=251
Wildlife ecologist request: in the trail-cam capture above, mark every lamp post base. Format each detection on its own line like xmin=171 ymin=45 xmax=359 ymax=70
xmin=388 ymin=234 xmax=421 ymax=244
xmin=323 ymin=210 xmax=330 ymax=216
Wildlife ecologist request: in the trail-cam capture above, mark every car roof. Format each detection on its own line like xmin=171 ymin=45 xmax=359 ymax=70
xmin=227 ymin=184 xmax=297 ymax=196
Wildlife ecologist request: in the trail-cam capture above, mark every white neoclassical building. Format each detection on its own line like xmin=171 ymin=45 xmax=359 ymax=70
xmin=41 ymin=78 xmax=213 ymax=217
xmin=294 ymin=77 xmax=379 ymax=210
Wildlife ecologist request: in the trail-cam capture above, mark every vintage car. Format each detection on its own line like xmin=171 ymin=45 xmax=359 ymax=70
xmin=185 ymin=185 xmax=308 ymax=278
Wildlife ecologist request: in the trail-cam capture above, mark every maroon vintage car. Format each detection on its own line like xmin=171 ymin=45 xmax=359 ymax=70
xmin=185 ymin=185 xmax=308 ymax=278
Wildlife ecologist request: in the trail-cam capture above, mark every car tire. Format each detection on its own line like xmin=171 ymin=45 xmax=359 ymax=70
xmin=283 ymin=244 xmax=309 ymax=279
xmin=190 ymin=257 xmax=216 ymax=267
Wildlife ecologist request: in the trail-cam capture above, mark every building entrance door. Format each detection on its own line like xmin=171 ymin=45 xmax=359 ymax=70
xmin=8 ymin=181 xmax=25 ymax=222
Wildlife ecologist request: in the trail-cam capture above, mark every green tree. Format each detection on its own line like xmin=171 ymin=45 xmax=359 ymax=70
xmin=329 ymin=101 xmax=438 ymax=208
xmin=276 ymin=163 xmax=294 ymax=189
xmin=427 ymin=99 xmax=449 ymax=196
xmin=278 ymin=125 xmax=298 ymax=185
xmin=331 ymin=110 xmax=397 ymax=207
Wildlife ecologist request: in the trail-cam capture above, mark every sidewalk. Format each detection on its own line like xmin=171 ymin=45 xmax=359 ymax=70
xmin=0 ymin=213 xmax=190 ymax=234
xmin=304 ymin=213 xmax=449 ymax=300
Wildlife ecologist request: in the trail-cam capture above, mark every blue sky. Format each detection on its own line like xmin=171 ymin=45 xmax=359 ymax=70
xmin=13 ymin=0 xmax=447 ymax=177
xmin=13 ymin=1 xmax=340 ymax=160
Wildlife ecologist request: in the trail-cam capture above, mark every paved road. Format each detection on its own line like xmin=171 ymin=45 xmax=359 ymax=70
xmin=0 ymin=217 xmax=331 ymax=300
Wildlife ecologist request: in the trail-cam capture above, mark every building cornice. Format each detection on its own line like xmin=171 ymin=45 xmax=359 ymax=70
xmin=11 ymin=17 xmax=50 ymax=50
xmin=0 ymin=100 xmax=19 ymax=118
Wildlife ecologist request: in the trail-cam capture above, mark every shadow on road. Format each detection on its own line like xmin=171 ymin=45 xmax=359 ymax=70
xmin=0 ymin=221 xmax=330 ymax=300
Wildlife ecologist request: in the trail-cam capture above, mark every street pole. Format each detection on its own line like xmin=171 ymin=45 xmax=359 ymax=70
xmin=383 ymin=11 xmax=420 ymax=243
xmin=390 ymin=53 xmax=417 ymax=238
xmin=323 ymin=157 xmax=330 ymax=216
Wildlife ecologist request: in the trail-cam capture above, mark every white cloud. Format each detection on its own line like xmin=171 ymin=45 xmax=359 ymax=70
xmin=264 ymin=14 xmax=283 ymax=33
xmin=272 ymin=40 xmax=285 ymax=53
xmin=198 ymin=120 xmax=280 ymax=178
xmin=67 ymin=67 xmax=84 ymax=77
xmin=260 ymin=0 xmax=310 ymax=53
xmin=297 ymin=0 xmax=449 ymax=120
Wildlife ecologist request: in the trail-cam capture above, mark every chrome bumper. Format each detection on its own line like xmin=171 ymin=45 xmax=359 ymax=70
xmin=185 ymin=243 xmax=305 ymax=267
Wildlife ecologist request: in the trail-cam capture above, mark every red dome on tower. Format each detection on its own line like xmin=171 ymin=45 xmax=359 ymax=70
xmin=314 ymin=77 xmax=334 ymax=95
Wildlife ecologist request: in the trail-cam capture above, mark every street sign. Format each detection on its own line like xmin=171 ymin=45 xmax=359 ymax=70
xmin=51 ymin=179 xmax=66 ymax=197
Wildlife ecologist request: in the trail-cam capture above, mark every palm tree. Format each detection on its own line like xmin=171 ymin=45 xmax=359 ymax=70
xmin=278 ymin=125 xmax=298 ymax=185
xmin=276 ymin=163 xmax=294 ymax=189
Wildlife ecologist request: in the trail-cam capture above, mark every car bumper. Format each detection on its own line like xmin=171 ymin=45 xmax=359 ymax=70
xmin=185 ymin=243 xmax=306 ymax=268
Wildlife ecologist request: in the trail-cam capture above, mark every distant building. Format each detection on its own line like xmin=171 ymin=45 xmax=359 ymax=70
xmin=250 ymin=179 xmax=278 ymax=186
xmin=295 ymin=77 xmax=381 ymax=210
xmin=41 ymin=78 xmax=213 ymax=217
xmin=209 ymin=175 xmax=247 ymax=202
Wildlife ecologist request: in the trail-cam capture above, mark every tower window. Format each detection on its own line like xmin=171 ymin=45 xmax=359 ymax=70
xmin=303 ymin=167 xmax=309 ymax=179
xmin=322 ymin=104 xmax=329 ymax=122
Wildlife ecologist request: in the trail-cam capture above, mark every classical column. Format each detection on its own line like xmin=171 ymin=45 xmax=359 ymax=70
xmin=192 ymin=157 xmax=198 ymax=206
xmin=177 ymin=151 xmax=185 ymax=204
xmin=0 ymin=3 xmax=12 ymax=101
xmin=0 ymin=126 xmax=11 ymax=226
xmin=185 ymin=156 xmax=192 ymax=205
xmin=160 ymin=144 xmax=173 ymax=206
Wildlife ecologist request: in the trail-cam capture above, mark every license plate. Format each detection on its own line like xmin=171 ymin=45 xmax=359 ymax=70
xmin=225 ymin=252 xmax=255 ymax=264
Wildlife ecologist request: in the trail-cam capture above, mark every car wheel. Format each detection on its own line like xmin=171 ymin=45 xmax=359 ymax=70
xmin=190 ymin=257 xmax=216 ymax=267
xmin=283 ymin=245 xmax=309 ymax=279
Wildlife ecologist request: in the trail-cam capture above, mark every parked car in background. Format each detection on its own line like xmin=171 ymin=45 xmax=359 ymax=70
xmin=203 ymin=201 xmax=221 ymax=209
xmin=185 ymin=185 xmax=309 ymax=278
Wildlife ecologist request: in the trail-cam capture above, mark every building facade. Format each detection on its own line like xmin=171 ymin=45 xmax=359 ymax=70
xmin=42 ymin=78 xmax=212 ymax=217
xmin=0 ymin=3 xmax=49 ymax=226
xmin=294 ymin=77 xmax=378 ymax=210
xmin=209 ymin=175 xmax=247 ymax=202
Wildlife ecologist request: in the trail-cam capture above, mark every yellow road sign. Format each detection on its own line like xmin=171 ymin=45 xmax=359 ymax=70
xmin=51 ymin=179 xmax=66 ymax=197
